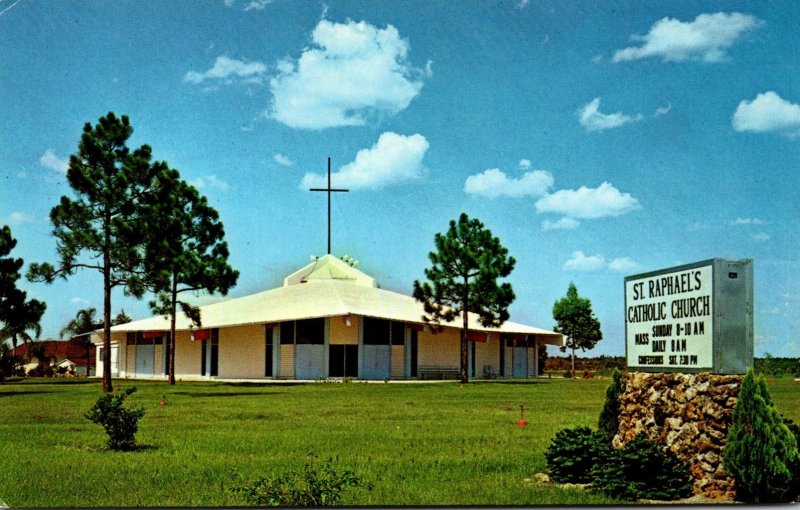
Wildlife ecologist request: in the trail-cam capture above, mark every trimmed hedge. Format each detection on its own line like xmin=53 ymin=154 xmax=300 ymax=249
xmin=544 ymin=427 xmax=608 ymax=484
xmin=589 ymin=435 xmax=693 ymax=501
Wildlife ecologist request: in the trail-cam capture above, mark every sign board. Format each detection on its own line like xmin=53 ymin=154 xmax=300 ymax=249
xmin=625 ymin=259 xmax=753 ymax=374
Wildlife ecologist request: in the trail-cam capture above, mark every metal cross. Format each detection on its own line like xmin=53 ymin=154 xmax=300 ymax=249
xmin=309 ymin=157 xmax=348 ymax=255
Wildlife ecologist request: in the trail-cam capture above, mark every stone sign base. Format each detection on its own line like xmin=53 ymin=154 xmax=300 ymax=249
xmin=612 ymin=372 xmax=742 ymax=500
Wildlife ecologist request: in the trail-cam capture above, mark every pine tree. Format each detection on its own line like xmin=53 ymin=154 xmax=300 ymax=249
xmin=136 ymin=163 xmax=238 ymax=385
xmin=413 ymin=213 xmax=515 ymax=383
xmin=0 ymin=226 xmax=46 ymax=355
xmin=597 ymin=368 xmax=624 ymax=441
xmin=28 ymin=112 xmax=158 ymax=392
xmin=723 ymin=369 xmax=799 ymax=503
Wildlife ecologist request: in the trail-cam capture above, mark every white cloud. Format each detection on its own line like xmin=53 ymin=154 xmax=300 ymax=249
xmin=184 ymin=56 xmax=267 ymax=84
xmin=608 ymin=257 xmax=640 ymax=273
xmin=518 ymin=159 xmax=532 ymax=169
xmin=542 ymin=218 xmax=580 ymax=231
xmin=269 ymin=19 xmax=425 ymax=129
xmin=464 ymin=168 xmax=553 ymax=199
xmin=191 ymin=175 xmax=231 ymax=190
xmin=516 ymin=0 xmax=530 ymax=9
xmin=300 ymin=132 xmax=428 ymax=190
xmin=732 ymin=91 xmax=800 ymax=136
xmin=563 ymin=251 xmax=606 ymax=272
xmin=731 ymin=217 xmax=765 ymax=226
xmin=563 ymin=251 xmax=640 ymax=272
xmin=613 ymin=12 xmax=760 ymax=63
xmin=655 ymin=103 xmax=672 ymax=117
xmin=70 ymin=297 xmax=91 ymax=306
xmin=535 ymin=181 xmax=641 ymax=219
xmin=274 ymin=153 xmax=293 ymax=167
xmin=578 ymin=97 xmax=643 ymax=132
xmin=9 ymin=212 xmax=35 ymax=224
xmin=753 ymin=232 xmax=770 ymax=242
xmin=39 ymin=149 xmax=68 ymax=174
xmin=243 ymin=0 xmax=271 ymax=11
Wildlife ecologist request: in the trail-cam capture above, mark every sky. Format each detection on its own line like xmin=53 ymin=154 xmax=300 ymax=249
xmin=1 ymin=0 xmax=798 ymax=357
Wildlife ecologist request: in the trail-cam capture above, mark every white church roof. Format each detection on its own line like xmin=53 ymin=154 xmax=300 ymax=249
xmin=108 ymin=255 xmax=564 ymax=345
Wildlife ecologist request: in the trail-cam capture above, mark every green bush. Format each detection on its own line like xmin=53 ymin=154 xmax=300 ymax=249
xmin=544 ymin=426 xmax=608 ymax=484
xmin=85 ymin=387 xmax=146 ymax=451
xmin=723 ymin=370 xmax=799 ymax=503
xmin=597 ymin=368 xmax=623 ymax=441
xmin=589 ymin=435 xmax=693 ymax=501
xmin=782 ymin=416 xmax=800 ymax=502
xmin=229 ymin=455 xmax=372 ymax=506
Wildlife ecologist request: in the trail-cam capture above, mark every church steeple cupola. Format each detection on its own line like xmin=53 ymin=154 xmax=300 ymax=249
xmin=282 ymin=254 xmax=377 ymax=288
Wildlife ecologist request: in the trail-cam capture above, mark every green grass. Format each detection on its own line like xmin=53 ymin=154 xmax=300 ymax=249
xmin=0 ymin=377 xmax=797 ymax=507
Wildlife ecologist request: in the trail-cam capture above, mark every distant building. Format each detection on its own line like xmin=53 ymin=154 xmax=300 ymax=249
xmin=94 ymin=255 xmax=564 ymax=381
xmin=12 ymin=340 xmax=95 ymax=376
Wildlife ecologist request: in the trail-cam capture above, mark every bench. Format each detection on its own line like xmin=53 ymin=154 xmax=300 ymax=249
xmin=418 ymin=365 xmax=460 ymax=380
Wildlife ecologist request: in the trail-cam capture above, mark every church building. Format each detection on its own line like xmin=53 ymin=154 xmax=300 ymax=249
xmin=94 ymin=254 xmax=564 ymax=381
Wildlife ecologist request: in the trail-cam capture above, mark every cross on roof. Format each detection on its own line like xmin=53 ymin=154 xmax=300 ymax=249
xmin=309 ymin=157 xmax=349 ymax=255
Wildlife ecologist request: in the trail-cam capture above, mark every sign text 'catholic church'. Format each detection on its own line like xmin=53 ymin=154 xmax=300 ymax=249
xmin=625 ymin=258 xmax=753 ymax=374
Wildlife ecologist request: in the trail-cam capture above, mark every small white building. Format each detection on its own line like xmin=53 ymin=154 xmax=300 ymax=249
xmin=95 ymin=255 xmax=564 ymax=381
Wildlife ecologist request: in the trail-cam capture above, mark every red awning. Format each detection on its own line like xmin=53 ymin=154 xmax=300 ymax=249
xmin=468 ymin=331 xmax=488 ymax=343
xmin=143 ymin=331 xmax=163 ymax=339
xmin=192 ymin=329 xmax=211 ymax=341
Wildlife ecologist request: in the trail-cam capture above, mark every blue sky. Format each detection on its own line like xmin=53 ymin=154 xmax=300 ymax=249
xmin=2 ymin=0 xmax=798 ymax=357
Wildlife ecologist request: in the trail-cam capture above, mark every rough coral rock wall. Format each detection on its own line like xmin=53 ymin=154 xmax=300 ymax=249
xmin=613 ymin=372 xmax=742 ymax=500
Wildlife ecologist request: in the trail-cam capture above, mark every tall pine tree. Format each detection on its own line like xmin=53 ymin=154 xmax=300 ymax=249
xmin=28 ymin=112 xmax=158 ymax=392
xmin=413 ymin=213 xmax=515 ymax=383
xmin=0 ymin=226 xmax=46 ymax=354
xmin=137 ymin=163 xmax=238 ymax=385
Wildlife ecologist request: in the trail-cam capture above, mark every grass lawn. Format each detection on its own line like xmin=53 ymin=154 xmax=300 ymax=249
xmin=0 ymin=376 xmax=797 ymax=507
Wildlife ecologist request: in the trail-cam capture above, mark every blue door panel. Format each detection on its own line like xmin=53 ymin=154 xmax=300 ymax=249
xmin=362 ymin=345 xmax=391 ymax=380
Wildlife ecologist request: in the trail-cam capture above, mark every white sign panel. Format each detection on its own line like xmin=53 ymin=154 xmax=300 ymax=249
xmin=626 ymin=263 xmax=714 ymax=370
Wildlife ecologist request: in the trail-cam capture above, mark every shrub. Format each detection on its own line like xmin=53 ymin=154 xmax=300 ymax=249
xmin=85 ymin=387 xmax=146 ymax=451
xmin=230 ymin=455 xmax=372 ymax=506
xmin=590 ymin=435 xmax=693 ymax=501
xmin=597 ymin=368 xmax=623 ymax=441
xmin=544 ymin=426 xmax=608 ymax=483
xmin=723 ymin=370 xmax=799 ymax=503
xmin=781 ymin=416 xmax=800 ymax=502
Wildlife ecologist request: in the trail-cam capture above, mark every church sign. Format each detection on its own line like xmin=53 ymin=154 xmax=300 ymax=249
xmin=625 ymin=258 xmax=753 ymax=374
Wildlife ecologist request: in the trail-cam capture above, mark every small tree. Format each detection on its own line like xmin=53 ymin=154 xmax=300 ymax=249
xmin=723 ymin=369 xmax=799 ymax=503
xmin=552 ymin=283 xmax=602 ymax=377
xmin=0 ymin=343 xmax=24 ymax=382
xmin=413 ymin=213 xmax=515 ymax=383
xmin=27 ymin=341 xmax=51 ymax=371
xmin=61 ymin=307 xmax=101 ymax=377
xmin=85 ymin=387 xmax=146 ymax=450
xmin=597 ymin=368 xmax=624 ymax=441
xmin=136 ymin=164 xmax=238 ymax=385
xmin=28 ymin=113 xmax=159 ymax=393
xmin=112 ymin=309 xmax=132 ymax=326
xmin=0 ymin=226 xmax=47 ymax=355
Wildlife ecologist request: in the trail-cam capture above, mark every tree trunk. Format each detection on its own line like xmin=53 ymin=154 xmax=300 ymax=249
xmin=571 ymin=340 xmax=576 ymax=379
xmin=168 ymin=273 xmax=177 ymax=385
xmin=460 ymin=279 xmax=469 ymax=384
xmin=102 ymin=214 xmax=113 ymax=393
